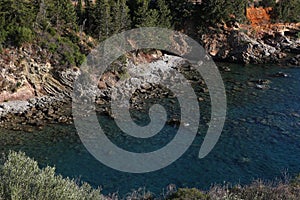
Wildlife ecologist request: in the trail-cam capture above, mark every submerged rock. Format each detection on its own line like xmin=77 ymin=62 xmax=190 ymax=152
xmin=271 ymin=72 xmax=289 ymax=78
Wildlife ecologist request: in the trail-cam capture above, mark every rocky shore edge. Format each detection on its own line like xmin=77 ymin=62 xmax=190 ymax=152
xmin=0 ymin=54 xmax=205 ymax=131
xmin=0 ymin=24 xmax=299 ymax=131
xmin=202 ymin=22 xmax=300 ymax=65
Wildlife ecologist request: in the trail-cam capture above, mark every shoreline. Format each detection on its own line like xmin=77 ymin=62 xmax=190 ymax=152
xmin=0 ymin=54 xmax=203 ymax=131
xmin=0 ymin=59 xmax=298 ymax=131
xmin=1 ymin=24 xmax=299 ymax=130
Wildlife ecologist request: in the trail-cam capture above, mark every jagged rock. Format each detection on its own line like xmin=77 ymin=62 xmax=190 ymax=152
xmin=271 ymin=72 xmax=289 ymax=78
xmin=287 ymin=54 xmax=300 ymax=66
xmin=202 ymin=24 xmax=299 ymax=64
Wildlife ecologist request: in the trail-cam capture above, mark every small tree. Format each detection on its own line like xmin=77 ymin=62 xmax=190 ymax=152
xmin=0 ymin=0 xmax=37 ymax=46
xmin=273 ymin=0 xmax=300 ymax=23
xmin=94 ymin=0 xmax=112 ymax=40
xmin=157 ymin=0 xmax=172 ymax=28
xmin=45 ymin=0 xmax=78 ymax=31
xmin=111 ymin=0 xmax=131 ymax=34
xmin=14 ymin=26 xmax=34 ymax=46
xmin=166 ymin=0 xmax=194 ymax=30
xmin=133 ymin=0 xmax=172 ymax=28
xmin=76 ymin=0 xmax=84 ymax=25
xmin=133 ymin=0 xmax=156 ymax=27
xmin=82 ymin=0 xmax=96 ymax=33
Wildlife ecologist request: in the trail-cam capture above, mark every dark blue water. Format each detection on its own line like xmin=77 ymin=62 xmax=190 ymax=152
xmin=1 ymin=63 xmax=300 ymax=196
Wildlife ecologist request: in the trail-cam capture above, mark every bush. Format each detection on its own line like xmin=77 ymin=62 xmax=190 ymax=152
xmin=0 ymin=28 xmax=7 ymax=45
xmin=12 ymin=27 xmax=34 ymax=47
xmin=47 ymin=27 xmax=57 ymax=37
xmin=59 ymin=37 xmax=85 ymax=66
xmin=168 ymin=188 xmax=209 ymax=200
xmin=0 ymin=151 xmax=105 ymax=200
xmin=48 ymin=43 xmax=58 ymax=53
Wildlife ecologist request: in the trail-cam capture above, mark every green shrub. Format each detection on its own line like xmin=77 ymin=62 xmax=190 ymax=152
xmin=168 ymin=188 xmax=209 ymax=200
xmin=58 ymin=36 xmax=85 ymax=66
xmin=13 ymin=26 xmax=34 ymax=46
xmin=48 ymin=43 xmax=58 ymax=53
xmin=47 ymin=27 xmax=57 ymax=36
xmin=0 ymin=29 xmax=7 ymax=45
xmin=0 ymin=151 xmax=104 ymax=200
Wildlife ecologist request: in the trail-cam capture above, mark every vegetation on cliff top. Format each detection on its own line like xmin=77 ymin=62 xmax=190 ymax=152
xmin=0 ymin=151 xmax=300 ymax=200
xmin=0 ymin=151 xmax=104 ymax=200
xmin=0 ymin=0 xmax=299 ymax=56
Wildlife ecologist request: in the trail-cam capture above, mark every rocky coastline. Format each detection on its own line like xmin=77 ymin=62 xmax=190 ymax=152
xmin=0 ymin=52 xmax=204 ymax=131
xmin=201 ymin=22 xmax=300 ymax=65
xmin=0 ymin=25 xmax=299 ymax=131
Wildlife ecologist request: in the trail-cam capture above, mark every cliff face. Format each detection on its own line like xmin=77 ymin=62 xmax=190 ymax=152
xmin=0 ymin=45 xmax=79 ymax=103
xmin=1 ymin=23 xmax=299 ymax=104
xmin=201 ymin=22 xmax=300 ymax=64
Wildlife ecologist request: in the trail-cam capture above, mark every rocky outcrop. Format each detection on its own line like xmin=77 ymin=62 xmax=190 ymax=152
xmin=0 ymin=96 xmax=72 ymax=131
xmin=0 ymin=45 xmax=80 ymax=130
xmin=0 ymin=45 xmax=81 ymax=103
xmin=287 ymin=54 xmax=300 ymax=66
xmin=0 ymin=46 xmax=199 ymax=130
xmin=202 ymin=23 xmax=300 ymax=64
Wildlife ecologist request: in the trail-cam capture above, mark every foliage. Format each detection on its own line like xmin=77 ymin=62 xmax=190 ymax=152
xmin=198 ymin=0 xmax=247 ymax=25
xmin=76 ymin=0 xmax=84 ymax=25
xmin=167 ymin=178 xmax=300 ymax=200
xmin=0 ymin=151 xmax=104 ymax=200
xmin=94 ymin=0 xmax=112 ymax=40
xmin=156 ymin=0 xmax=172 ymax=28
xmin=130 ymin=0 xmax=172 ymax=28
xmin=43 ymin=0 xmax=78 ymax=31
xmin=259 ymin=0 xmax=277 ymax=8
xmin=80 ymin=0 xmax=130 ymax=41
xmin=13 ymin=27 xmax=35 ymax=46
xmin=168 ymin=188 xmax=209 ymax=200
xmin=166 ymin=0 xmax=194 ymax=29
xmin=0 ymin=0 xmax=298 ymax=62
xmin=0 ymin=152 xmax=300 ymax=200
xmin=133 ymin=0 xmax=159 ymax=27
xmin=272 ymin=0 xmax=300 ymax=23
xmin=111 ymin=0 xmax=131 ymax=34
xmin=0 ymin=0 xmax=37 ymax=46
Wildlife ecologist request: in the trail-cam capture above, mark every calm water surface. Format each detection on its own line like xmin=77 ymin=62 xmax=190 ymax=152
xmin=1 ymin=63 xmax=300 ymax=196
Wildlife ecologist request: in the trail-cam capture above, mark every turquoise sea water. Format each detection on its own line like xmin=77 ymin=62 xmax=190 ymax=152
xmin=1 ymin=63 xmax=300 ymax=196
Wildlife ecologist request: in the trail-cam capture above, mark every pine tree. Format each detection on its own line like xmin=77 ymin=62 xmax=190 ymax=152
xmin=76 ymin=0 xmax=84 ymax=25
xmin=198 ymin=0 xmax=247 ymax=26
xmin=0 ymin=0 xmax=37 ymax=46
xmin=83 ymin=0 xmax=95 ymax=33
xmin=157 ymin=0 xmax=172 ymax=28
xmin=45 ymin=0 xmax=78 ymax=31
xmin=0 ymin=0 xmax=37 ymax=29
xmin=134 ymin=0 xmax=159 ymax=27
xmin=166 ymin=0 xmax=194 ymax=30
xmin=119 ymin=0 xmax=131 ymax=30
xmin=94 ymin=0 xmax=112 ymax=40
xmin=111 ymin=0 xmax=130 ymax=33
xmin=274 ymin=0 xmax=300 ymax=22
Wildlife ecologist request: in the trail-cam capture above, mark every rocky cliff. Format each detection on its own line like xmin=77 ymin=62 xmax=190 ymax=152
xmin=0 ymin=24 xmax=299 ymax=130
xmin=201 ymin=22 xmax=300 ymax=64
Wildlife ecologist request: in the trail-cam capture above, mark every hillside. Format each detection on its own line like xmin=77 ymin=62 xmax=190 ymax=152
xmin=0 ymin=0 xmax=299 ymax=126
